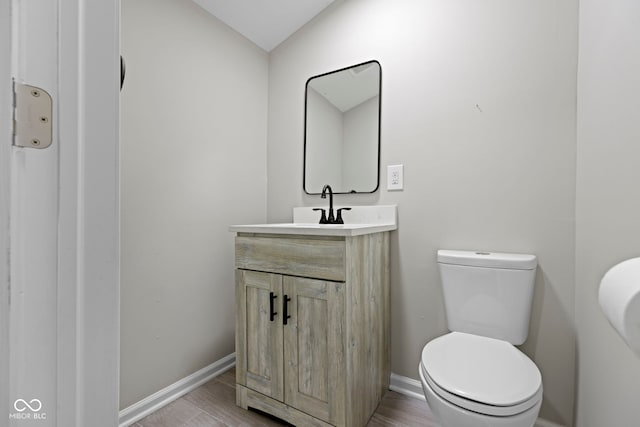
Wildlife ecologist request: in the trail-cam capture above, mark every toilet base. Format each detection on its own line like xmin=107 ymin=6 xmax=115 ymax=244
xmin=419 ymin=364 xmax=541 ymax=427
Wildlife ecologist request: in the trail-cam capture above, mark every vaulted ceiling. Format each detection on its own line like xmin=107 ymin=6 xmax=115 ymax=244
xmin=192 ymin=0 xmax=338 ymax=51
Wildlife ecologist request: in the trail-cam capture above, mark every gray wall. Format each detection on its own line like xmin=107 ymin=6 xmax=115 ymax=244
xmin=575 ymin=0 xmax=640 ymax=425
xmin=343 ymin=96 xmax=379 ymax=192
xmin=120 ymin=0 xmax=268 ymax=408
xmin=267 ymin=0 xmax=578 ymax=425
xmin=306 ymin=88 xmax=343 ymax=191
xmin=306 ymin=90 xmax=378 ymax=193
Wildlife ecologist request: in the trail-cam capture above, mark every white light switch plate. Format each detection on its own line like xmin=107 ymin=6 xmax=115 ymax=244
xmin=387 ymin=164 xmax=403 ymax=191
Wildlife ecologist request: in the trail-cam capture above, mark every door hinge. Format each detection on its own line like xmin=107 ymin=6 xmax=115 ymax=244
xmin=12 ymin=81 xmax=53 ymax=149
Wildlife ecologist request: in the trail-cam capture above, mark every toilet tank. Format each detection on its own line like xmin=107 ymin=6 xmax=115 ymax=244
xmin=437 ymin=250 xmax=537 ymax=345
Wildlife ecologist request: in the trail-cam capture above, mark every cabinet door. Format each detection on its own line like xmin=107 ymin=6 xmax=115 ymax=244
xmin=236 ymin=270 xmax=284 ymax=401
xmin=283 ymin=276 xmax=346 ymax=426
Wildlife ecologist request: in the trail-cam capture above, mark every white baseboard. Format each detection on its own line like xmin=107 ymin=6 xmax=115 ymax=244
xmin=534 ymin=419 xmax=565 ymax=427
xmin=389 ymin=372 xmax=565 ymax=427
xmin=389 ymin=372 xmax=426 ymax=401
xmin=118 ymin=353 xmax=236 ymax=427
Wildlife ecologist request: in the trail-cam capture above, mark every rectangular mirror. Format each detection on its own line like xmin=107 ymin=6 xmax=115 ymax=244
xmin=304 ymin=60 xmax=381 ymax=194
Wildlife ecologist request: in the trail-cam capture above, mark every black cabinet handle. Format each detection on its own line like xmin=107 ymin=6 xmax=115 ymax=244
xmin=269 ymin=292 xmax=278 ymax=322
xmin=283 ymin=295 xmax=291 ymax=325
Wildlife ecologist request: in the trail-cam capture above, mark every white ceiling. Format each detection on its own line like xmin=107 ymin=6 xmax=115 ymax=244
xmin=192 ymin=0 xmax=337 ymax=52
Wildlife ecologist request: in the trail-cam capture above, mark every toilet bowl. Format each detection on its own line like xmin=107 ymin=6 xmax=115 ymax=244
xmin=419 ymin=332 xmax=542 ymax=427
xmin=419 ymin=250 xmax=543 ymax=427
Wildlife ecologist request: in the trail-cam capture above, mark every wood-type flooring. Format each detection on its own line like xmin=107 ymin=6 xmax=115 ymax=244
xmin=133 ymin=368 xmax=440 ymax=427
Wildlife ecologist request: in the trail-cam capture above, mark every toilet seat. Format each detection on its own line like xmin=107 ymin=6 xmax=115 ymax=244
xmin=421 ymin=332 xmax=542 ymax=417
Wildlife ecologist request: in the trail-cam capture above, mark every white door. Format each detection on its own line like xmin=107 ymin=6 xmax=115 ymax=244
xmin=1 ymin=0 xmax=120 ymax=426
xmin=1 ymin=0 xmax=12 ymax=422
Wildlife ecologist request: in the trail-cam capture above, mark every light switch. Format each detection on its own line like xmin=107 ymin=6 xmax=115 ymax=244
xmin=387 ymin=164 xmax=403 ymax=191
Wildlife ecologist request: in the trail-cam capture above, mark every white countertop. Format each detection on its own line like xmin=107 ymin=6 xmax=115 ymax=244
xmin=229 ymin=205 xmax=397 ymax=237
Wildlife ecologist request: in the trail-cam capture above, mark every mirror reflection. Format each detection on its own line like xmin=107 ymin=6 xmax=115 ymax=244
xmin=304 ymin=60 xmax=381 ymax=194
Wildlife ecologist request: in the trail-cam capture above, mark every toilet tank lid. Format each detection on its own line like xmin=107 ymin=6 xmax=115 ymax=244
xmin=437 ymin=250 xmax=537 ymax=270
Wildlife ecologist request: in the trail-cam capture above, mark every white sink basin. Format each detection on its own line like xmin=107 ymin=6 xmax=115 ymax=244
xmin=229 ymin=205 xmax=397 ymax=237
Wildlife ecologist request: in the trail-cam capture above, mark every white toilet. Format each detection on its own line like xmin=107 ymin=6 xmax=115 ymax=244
xmin=419 ymin=250 xmax=543 ymax=427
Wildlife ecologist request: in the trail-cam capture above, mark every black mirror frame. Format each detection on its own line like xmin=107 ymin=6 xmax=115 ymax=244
xmin=303 ymin=60 xmax=382 ymax=195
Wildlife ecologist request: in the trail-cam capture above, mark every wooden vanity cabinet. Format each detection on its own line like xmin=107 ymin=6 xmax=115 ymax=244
xmin=234 ymin=232 xmax=390 ymax=427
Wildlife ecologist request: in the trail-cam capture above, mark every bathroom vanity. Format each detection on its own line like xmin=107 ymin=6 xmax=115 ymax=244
xmin=230 ymin=206 xmax=396 ymax=427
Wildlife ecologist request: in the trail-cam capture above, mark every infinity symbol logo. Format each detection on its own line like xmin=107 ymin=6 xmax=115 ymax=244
xmin=14 ymin=399 xmax=42 ymax=412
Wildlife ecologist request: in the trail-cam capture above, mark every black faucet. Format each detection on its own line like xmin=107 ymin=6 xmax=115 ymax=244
xmin=321 ymin=184 xmax=335 ymax=223
xmin=313 ymin=185 xmax=351 ymax=224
